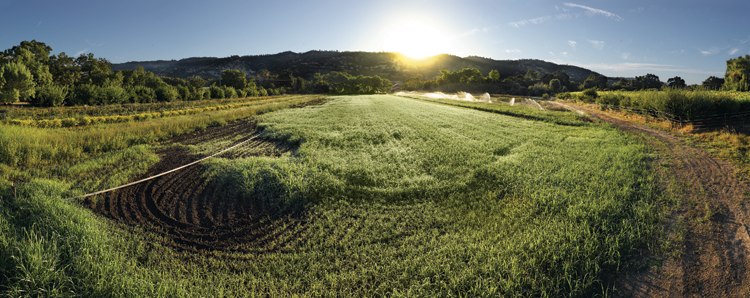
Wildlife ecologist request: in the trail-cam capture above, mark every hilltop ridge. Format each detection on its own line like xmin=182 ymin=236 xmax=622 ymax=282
xmin=112 ymin=51 xmax=602 ymax=83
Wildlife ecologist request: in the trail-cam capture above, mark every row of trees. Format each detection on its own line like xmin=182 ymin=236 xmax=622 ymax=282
xmin=2 ymin=40 xmax=749 ymax=106
xmin=0 ymin=40 xmax=393 ymax=107
xmin=401 ymin=68 xmax=581 ymax=96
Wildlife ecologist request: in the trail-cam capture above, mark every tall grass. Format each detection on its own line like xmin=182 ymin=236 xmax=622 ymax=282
xmin=0 ymin=95 xmax=321 ymax=172
xmin=595 ymin=89 xmax=750 ymax=120
xmin=1 ymin=95 xmax=661 ymax=297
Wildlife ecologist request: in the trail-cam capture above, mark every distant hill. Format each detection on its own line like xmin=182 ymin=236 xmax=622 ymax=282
xmin=112 ymin=51 xmax=602 ymax=83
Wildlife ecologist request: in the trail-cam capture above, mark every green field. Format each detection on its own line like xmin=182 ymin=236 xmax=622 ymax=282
xmin=0 ymin=95 xmax=660 ymax=297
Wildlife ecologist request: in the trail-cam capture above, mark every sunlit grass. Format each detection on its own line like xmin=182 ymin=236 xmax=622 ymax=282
xmin=0 ymin=95 xmax=661 ymax=297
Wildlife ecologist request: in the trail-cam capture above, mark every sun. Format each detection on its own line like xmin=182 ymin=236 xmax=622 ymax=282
xmin=383 ymin=23 xmax=450 ymax=59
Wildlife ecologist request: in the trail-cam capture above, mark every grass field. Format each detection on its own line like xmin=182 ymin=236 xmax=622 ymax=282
xmin=0 ymin=95 xmax=661 ymax=297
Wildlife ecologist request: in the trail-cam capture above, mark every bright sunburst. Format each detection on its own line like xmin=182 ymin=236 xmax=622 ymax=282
xmin=383 ymin=23 xmax=450 ymax=59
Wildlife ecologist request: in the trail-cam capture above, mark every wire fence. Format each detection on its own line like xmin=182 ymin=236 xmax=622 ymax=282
xmin=594 ymin=104 xmax=750 ymax=130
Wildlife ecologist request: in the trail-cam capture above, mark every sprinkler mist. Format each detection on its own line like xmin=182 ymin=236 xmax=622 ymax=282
xmin=396 ymin=91 xmax=497 ymax=104
xmin=481 ymin=93 xmax=491 ymax=103
xmin=510 ymin=98 xmax=515 ymax=106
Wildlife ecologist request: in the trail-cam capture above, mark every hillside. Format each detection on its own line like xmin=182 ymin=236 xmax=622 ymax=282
xmin=112 ymin=51 xmax=602 ymax=83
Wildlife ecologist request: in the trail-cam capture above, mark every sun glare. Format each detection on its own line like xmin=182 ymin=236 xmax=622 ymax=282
xmin=383 ymin=23 xmax=450 ymax=59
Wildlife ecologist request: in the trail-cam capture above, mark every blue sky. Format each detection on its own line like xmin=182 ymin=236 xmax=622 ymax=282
xmin=2 ymin=0 xmax=749 ymax=84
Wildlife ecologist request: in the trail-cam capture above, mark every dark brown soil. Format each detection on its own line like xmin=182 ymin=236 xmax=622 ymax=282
xmin=557 ymin=103 xmax=750 ymax=297
xmin=84 ymin=119 xmax=306 ymax=256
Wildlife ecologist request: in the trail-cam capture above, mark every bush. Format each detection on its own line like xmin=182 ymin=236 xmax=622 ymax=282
xmin=155 ymin=86 xmax=177 ymax=102
xmin=175 ymin=86 xmax=190 ymax=100
xmin=223 ymin=86 xmax=238 ymax=98
xmin=245 ymin=87 xmax=259 ymax=97
xmin=596 ymin=93 xmax=624 ymax=106
xmin=555 ymin=92 xmax=573 ymax=100
xmin=127 ymin=86 xmax=156 ymax=103
xmin=69 ymin=84 xmax=101 ymax=105
xmin=209 ymin=85 xmax=224 ymax=99
xmin=100 ymin=86 xmax=129 ymax=104
xmin=32 ymin=85 xmax=68 ymax=107
xmin=580 ymin=88 xmax=598 ymax=103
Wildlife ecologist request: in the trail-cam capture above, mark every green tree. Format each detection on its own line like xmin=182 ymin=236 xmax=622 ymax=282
xmin=155 ymin=86 xmax=177 ymax=101
xmin=0 ymin=62 xmax=36 ymax=103
xmin=221 ymin=69 xmax=247 ymax=90
xmin=549 ymin=79 xmax=561 ymax=93
xmin=188 ymin=76 xmax=207 ymax=89
xmin=667 ymin=76 xmax=686 ymax=88
xmin=702 ymin=76 xmax=724 ymax=90
xmin=75 ymin=53 xmax=113 ymax=86
xmin=724 ymin=55 xmax=750 ymax=91
xmin=488 ymin=69 xmax=500 ymax=81
xmin=48 ymin=52 xmax=80 ymax=87
xmin=31 ymin=85 xmax=67 ymax=107
xmin=209 ymin=85 xmax=224 ymax=99
xmin=631 ymin=74 xmax=662 ymax=90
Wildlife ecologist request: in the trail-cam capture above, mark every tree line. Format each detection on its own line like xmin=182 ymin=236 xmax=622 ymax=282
xmin=2 ymin=40 xmax=748 ymax=106
xmin=401 ymin=55 xmax=750 ymax=96
xmin=0 ymin=40 xmax=391 ymax=107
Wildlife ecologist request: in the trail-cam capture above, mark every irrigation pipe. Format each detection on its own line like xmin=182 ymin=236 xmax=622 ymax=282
xmin=63 ymin=133 xmax=263 ymax=201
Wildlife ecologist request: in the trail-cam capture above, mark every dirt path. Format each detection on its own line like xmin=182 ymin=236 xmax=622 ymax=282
xmin=556 ymin=102 xmax=750 ymax=297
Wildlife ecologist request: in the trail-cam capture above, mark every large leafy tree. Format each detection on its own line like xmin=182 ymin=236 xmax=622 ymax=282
xmin=702 ymin=76 xmax=724 ymax=90
xmin=724 ymin=55 xmax=750 ymax=91
xmin=667 ymin=76 xmax=686 ymax=88
xmin=631 ymin=74 xmax=662 ymax=90
xmin=2 ymin=41 xmax=54 ymax=88
xmin=221 ymin=69 xmax=247 ymax=89
xmin=549 ymin=79 xmax=561 ymax=93
xmin=0 ymin=62 xmax=36 ymax=103
xmin=48 ymin=52 xmax=80 ymax=87
xmin=488 ymin=69 xmax=500 ymax=81
xmin=75 ymin=53 xmax=113 ymax=86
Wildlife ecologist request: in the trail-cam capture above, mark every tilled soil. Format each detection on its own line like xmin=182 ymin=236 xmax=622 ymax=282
xmin=556 ymin=102 xmax=750 ymax=297
xmin=85 ymin=120 xmax=306 ymax=256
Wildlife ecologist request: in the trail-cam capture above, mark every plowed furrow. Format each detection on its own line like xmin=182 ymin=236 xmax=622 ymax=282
xmin=86 ymin=120 xmax=306 ymax=257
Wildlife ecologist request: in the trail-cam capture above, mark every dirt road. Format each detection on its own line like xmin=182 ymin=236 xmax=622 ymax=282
xmin=557 ymin=102 xmax=750 ymax=297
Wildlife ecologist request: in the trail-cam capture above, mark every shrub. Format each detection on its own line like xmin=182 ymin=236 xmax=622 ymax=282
xmin=155 ymin=86 xmax=177 ymax=102
xmin=209 ymin=85 xmax=224 ymax=99
xmin=32 ymin=85 xmax=68 ymax=107
xmin=580 ymin=88 xmax=598 ymax=103
xmin=100 ymin=86 xmax=129 ymax=104
xmin=223 ymin=86 xmax=238 ymax=98
xmin=69 ymin=84 xmax=101 ymax=106
xmin=596 ymin=93 xmax=624 ymax=106
xmin=128 ymin=86 xmax=156 ymax=103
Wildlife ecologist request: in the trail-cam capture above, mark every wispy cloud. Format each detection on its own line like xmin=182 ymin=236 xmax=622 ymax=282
xmin=37 ymin=21 xmax=41 ymax=27
xmin=588 ymin=40 xmax=605 ymax=50
xmin=508 ymin=14 xmax=571 ymax=28
xmin=75 ymin=49 xmax=89 ymax=56
xmin=729 ymin=48 xmax=740 ymax=55
xmin=568 ymin=40 xmax=577 ymax=49
xmin=700 ymin=47 xmax=719 ymax=56
xmin=621 ymin=53 xmax=630 ymax=60
xmin=85 ymin=40 xmax=105 ymax=47
xmin=505 ymin=49 xmax=521 ymax=53
xmin=564 ymin=3 xmax=624 ymax=21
